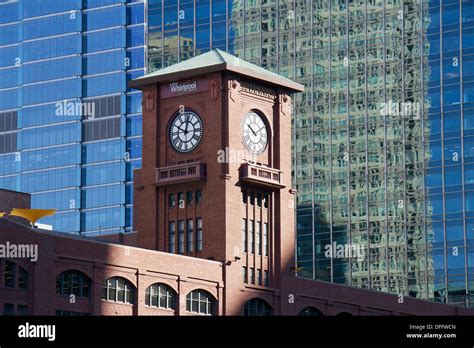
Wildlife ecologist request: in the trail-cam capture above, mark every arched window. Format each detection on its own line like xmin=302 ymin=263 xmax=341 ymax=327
xmin=102 ymin=277 xmax=134 ymax=304
xmin=244 ymin=298 xmax=273 ymax=316
xmin=186 ymin=289 xmax=215 ymax=315
xmin=145 ymin=283 xmax=176 ymax=310
xmin=56 ymin=270 xmax=91 ymax=298
xmin=299 ymin=307 xmax=323 ymax=316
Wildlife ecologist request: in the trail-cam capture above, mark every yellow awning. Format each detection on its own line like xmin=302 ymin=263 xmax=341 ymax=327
xmin=0 ymin=212 xmax=5 ymax=218
xmin=9 ymin=208 xmax=56 ymax=225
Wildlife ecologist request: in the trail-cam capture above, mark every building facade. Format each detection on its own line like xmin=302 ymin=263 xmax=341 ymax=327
xmin=1 ymin=49 xmax=473 ymax=316
xmin=145 ymin=0 xmax=474 ymax=307
xmin=0 ymin=0 xmax=145 ymax=236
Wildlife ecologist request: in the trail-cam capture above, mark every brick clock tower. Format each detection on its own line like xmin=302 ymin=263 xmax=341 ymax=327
xmin=130 ymin=49 xmax=304 ymax=315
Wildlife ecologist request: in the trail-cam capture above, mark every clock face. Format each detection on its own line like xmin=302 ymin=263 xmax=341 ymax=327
xmin=169 ymin=110 xmax=203 ymax=153
xmin=242 ymin=111 xmax=268 ymax=154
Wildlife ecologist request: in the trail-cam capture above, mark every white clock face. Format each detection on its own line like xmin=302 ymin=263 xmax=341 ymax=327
xmin=169 ymin=110 xmax=203 ymax=153
xmin=242 ymin=112 xmax=268 ymax=154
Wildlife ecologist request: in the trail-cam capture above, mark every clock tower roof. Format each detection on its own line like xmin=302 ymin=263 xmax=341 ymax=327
xmin=130 ymin=49 xmax=304 ymax=93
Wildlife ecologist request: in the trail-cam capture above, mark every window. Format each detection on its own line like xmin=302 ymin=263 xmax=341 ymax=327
xmin=243 ymin=267 xmax=247 ymax=283
xmin=178 ymin=220 xmax=185 ymax=254
xmin=145 ymin=283 xmax=176 ymax=310
xmin=250 ymin=191 xmax=255 ymax=205
xmin=186 ymin=191 xmax=193 ymax=204
xmin=242 ymin=190 xmax=247 ymax=204
xmin=242 ymin=219 xmax=247 ymax=252
xmin=195 ymin=189 xmax=202 ymax=203
xmin=3 ymin=303 xmax=14 ymax=316
xmin=250 ymin=267 xmax=255 ymax=284
xmin=18 ymin=267 xmax=28 ymax=290
xmin=196 ymin=218 xmax=203 ymax=251
xmin=250 ymin=220 xmax=255 ymax=254
xmin=257 ymin=269 xmax=262 ymax=286
xmin=168 ymin=193 xmax=175 ymax=207
xmin=244 ymin=298 xmax=272 ymax=316
xmin=299 ymin=307 xmax=323 ymax=316
xmin=256 ymin=222 xmax=261 ymax=255
xmin=186 ymin=290 xmax=215 ymax=315
xmin=257 ymin=193 xmax=262 ymax=207
xmin=263 ymin=194 xmax=269 ymax=208
xmin=263 ymin=223 xmax=268 ymax=256
xmin=264 ymin=270 xmax=269 ymax=287
xmin=5 ymin=260 xmax=15 ymax=288
xmin=17 ymin=305 xmax=28 ymax=316
xmin=102 ymin=277 xmax=134 ymax=304
xmin=187 ymin=219 xmax=194 ymax=252
xmin=169 ymin=222 xmax=176 ymax=253
xmin=56 ymin=270 xmax=91 ymax=298
xmin=178 ymin=192 xmax=184 ymax=208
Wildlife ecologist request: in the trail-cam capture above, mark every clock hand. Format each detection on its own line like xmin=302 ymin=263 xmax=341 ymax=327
xmin=249 ymin=125 xmax=257 ymax=136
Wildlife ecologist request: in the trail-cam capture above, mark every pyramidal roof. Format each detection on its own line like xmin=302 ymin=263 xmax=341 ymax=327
xmin=130 ymin=49 xmax=304 ymax=92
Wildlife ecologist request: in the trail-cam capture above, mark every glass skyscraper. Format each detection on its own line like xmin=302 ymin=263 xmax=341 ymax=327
xmin=145 ymin=0 xmax=474 ymax=306
xmin=0 ymin=0 xmax=145 ymax=235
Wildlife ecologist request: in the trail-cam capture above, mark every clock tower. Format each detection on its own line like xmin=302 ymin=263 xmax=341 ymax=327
xmin=130 ymin=49 xmax=304 ymax=314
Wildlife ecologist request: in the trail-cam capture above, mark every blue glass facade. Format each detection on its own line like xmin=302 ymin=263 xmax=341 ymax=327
xmin=0 ymin=0 xmax=145 ymax=235
xmin=145 ymin=0 xmax=474 ymax=306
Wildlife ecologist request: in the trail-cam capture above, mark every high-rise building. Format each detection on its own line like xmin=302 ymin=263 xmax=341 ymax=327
xmin=146 ymin=0 xmax=474 ymax=307
xmin=0 ymin=0 xmax=145 ymax=235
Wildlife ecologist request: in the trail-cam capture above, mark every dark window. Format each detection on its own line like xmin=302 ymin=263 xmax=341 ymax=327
xmin=244 ymin=298 xmax=272 ymax=316
xmin=3 ymin=303 xmax=14 ymax=316
xmin=264 ymin=270 xmax=269 ymax=287
xmin=263 ymin=223 xmax=268 ymax=256
xmin=88 ymin=95 xmax=121 ymax=118
xmin=17 ymin=305 xmax=28 ymax=316
xmin=196 ymin=218 xmax=203 ymax=251
xmin=0 ymin=111 xmax=18 ymax=132
xmin=168 ymin=193 xmax=175 ymax=207
xmin=243 ymin=267 xmax=247 ymax=283
xmin=249 ymin=267 xmax=255 ymax=284
xmin=145 ymin=283 xmax=176 ymax=310
xmin=178 ymin=220 xmax=185 ymax=254
xmin=178 ymin=192 xmax=184 ymax=208
xmin=18 ymin=267 xmax=29 ymax=290
xmin=263 ymin=194 xmax=269 ymax=208
xmin=242 ymin=219 xmax=247 ymax=252
xmin=56 ymin=270 xmax=91 ymax=298
xmin=250 ymin=191 xmax=255 ymax=205
xmin=249 ymin=220 xmax=254 ymax=254
xmin=169 ymin=221 xmax=176 ymax=253
xmin=102 ymin=277 xmax=134 ymax=304
xmin=242 ymin=190 xmax=247 ymax=204
xmin=257 ymin=193 xmax=262 ymax=207
xmin=186 ymin=290 xmax=215 ymax=315
xmin=187 ymin=219 xmax=194 ymax=252
xmin=186 ymin=191 xmax=193 ymax=204
xmin=0 ymin=132 xmax=17 ymax=154
xmin=195 ymin=189 xmax=202 ymax=203
xmin=299 ymin=307 xmax=323 ymax=316
xmin=257 ymin=269 xmax=262 ymax=286
xmin=83 ymin=117 xmax=121 ymax=141
xmin=256 ymin=222 xmax=261 ymax=255
xmin=5 ymin=260 xmax=15 ymax=288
